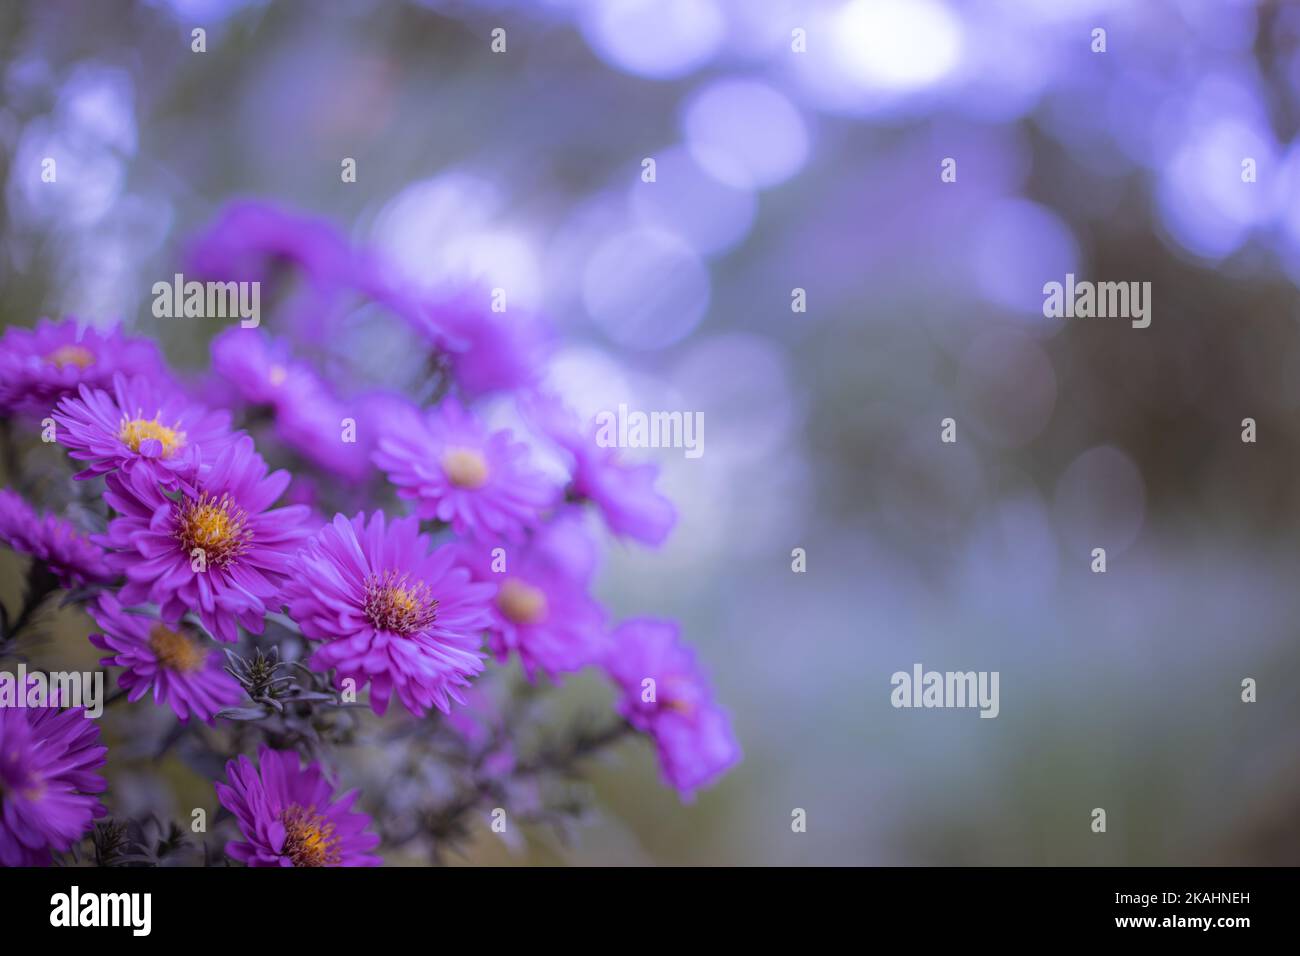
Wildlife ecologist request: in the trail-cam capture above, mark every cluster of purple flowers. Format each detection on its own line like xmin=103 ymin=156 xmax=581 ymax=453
xmin=0 ymin=200 xmax=739 ymax=868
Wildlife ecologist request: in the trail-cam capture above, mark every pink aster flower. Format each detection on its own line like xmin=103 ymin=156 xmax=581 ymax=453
xmin=603 ymin=618 xmax=741 ymax=800
xmin=54 ymin=373 xmax=239 ymax=487
xmin=99 ymin=436 xmax=313 ymax=643
xmin=215 ymin=746 xmax=381 ymax=867
xmin=524 ymin=394 xmax=676 ymax=547
xmin=373 ymin=397 xmax=556 ymax=541
xmin=455 ymin=513 xmax=607 ymax=682
xmin=87 ymin=592 xmax=243 ymax=725
xmin=0 ymin=317 xmax=165 ymax=419
xmin=0 ymin=705 xmax=108 ymax=866
xmin=282 ymin=511 xmax=494 ymax=717
xmin=0 ymin=488 xmax=114 ymax=588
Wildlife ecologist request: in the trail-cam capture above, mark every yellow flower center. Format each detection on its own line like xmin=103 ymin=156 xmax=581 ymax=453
xmin=441 ymin=448 xmax=489 ymax=489
xmin=280 ymin=805 xmax=341 ymax=867
xmin=147 ymin=623 xmax=208 ymax=673
xmin=661 ymin=678 xmax=695 ymax=716
xmin=175 ymin=492 xmax=251 ymax=568
xmin=497 ymin=578 xmax=547 ymax=625
xmin=46 ymin=344 xmax=96 ymax=369
xmin=364 ymin=570 xmax=437 ymax=635
xmin=119 ymin=416 xmax=186 ymax=458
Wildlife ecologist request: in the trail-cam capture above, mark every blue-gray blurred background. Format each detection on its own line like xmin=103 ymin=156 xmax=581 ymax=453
xmin=3 ymin=0 xmax=1300 ymax=864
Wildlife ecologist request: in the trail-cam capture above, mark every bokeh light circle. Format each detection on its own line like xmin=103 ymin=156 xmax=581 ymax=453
xmin=579 ymin=0 xmax=724 ymax=80
xmin=583 ymin=229 xmax=711 ymax=350
xmin=1053 ymin=445 xmax=1147 ymax=556
xmin=629 ymin=145 xmax=757 ymax=257
xmin=681 ymin=79 xmax=809 ymax=190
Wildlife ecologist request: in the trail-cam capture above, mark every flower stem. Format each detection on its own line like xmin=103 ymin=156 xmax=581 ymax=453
xmin=3 ymin=561 xmax=59 ymax=646
xmin=514 ymin=716 xmax=636 ymax=778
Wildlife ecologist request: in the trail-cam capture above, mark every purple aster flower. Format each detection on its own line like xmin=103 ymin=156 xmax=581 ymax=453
xmin=209 ymin=328 xmax=375 ymax=483
xmin=525 ymin=395 xmax=676 ymax=547
xmin=275 ymin=395 xmax=363 ymax=481
xmin=0 ymin=705 xmax=108 ymax=866
xmin=290 ymin=389 xmax=422 ymax=495
xmin=455 ymin=513 xmax=607 ymax=681
xmin=188 ymin=201 xmax=362 ymax=344
xmin=0 ymin=317 xmax=165 ymax=419
xmin=210 ymin=326 xmax=318 ymax=410
xmin=373 ymin=397 xmax=556 ymax=541
xmin=282 ymin=511 xmax=493 ymax=717
xmin=394 ymin=286 xmax=553 ymax=397
xmin=0 ymin=488 xmax=114 ymax=588
xmin=275 ymin=389 xmax=387 ymax=484
xmin=99 ymin=436 xmax=313 ymax=643
xmin=187 ymin=200 xmax=354 ymax=292
xmin=603 ymin=618 xmax=741 ymax=800
xmin=87 ymin=592 xmax=243 ymax=725
xmin=215 ymin=745 xmax=381 ymax=867
xmin=54 ymin=373 xmax=239 ymax=487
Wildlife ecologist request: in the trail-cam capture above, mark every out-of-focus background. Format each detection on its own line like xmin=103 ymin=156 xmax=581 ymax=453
xmin=3 ymin=0 xmax=1300 ymax=865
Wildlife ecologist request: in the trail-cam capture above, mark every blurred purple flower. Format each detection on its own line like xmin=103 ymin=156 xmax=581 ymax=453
xmin=603 ymin=618 xmax=740 ymax=800
xmin=210 ymin=326 xmax=317 ymax=410
xmin=0 ymin=488 xmax=114 ymax=587
xmin=88 ymin=592 xmax=242 ymax=725
xmin=526 ymin=394 xmax=675 ymax=546
xmin=398 ymin=287 xmax=554 ymax=397
xmin=210 ymin=327 xmax=378 ymax=482
xmin=186 ymin=199 xmax=354 ymax=293
xmin=274 ymin=390 xmax=368 ymax=481
xmin=282 ymin=511 xmax=493 ymax=717
xmin=99 ymin=436 xmax=312 ymax=642
xmin=0 ymin=705 xmax=108 ymax=866
xmin=0 ymin=317 xmax=165 ymax=419
xmin=215 ymin=745 xmax=381 ymax=867
xmin=456 ymin=512 xmax=607 ymax=682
